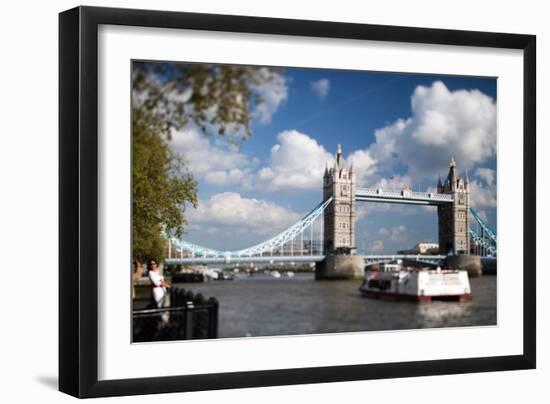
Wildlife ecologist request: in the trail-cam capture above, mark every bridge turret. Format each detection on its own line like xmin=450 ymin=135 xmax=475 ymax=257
xmin=336 ymin=143 xmax=343 ymax=166
xmin=437 ymin=158 xmax=471 ymax=255
xmin=323 ymin=144 xmax=355 ymax=254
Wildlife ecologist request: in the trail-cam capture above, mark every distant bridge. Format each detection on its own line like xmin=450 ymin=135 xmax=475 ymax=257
xmin=167 ymin=154 xmax=496 ymax=267
xmin=167 ymin=194 xmax=495 ymax=266
xmin=165 ymin=255 xmax=325 ymax=265
xmin=165 ymin=254 xmax=446 ymax=266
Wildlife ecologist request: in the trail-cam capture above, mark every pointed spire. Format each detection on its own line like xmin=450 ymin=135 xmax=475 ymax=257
xmin=336 ymin=144 xmax=343 ymax=168
xmin=447 ymin=157 xmax=457 ymax=186
xmin=437 ymin=176 xmax=443 ymax=191
xmin=465 ymin=169 xmax=470 ymax=185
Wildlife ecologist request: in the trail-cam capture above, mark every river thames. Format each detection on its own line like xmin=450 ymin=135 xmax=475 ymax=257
xmin=173 ymin=272 xmax=496 ymax=339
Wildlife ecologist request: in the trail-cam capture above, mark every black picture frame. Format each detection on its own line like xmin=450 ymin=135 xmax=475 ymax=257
xmin=59 ymin=6 xmax=536 ymax=398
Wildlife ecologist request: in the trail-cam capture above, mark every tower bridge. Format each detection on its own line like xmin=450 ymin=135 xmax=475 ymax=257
xmin=167 ymin=145 xmax=496 ymax=278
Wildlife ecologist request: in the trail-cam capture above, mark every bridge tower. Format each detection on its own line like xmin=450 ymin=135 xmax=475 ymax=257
xmin=437 ymin=158 xmax=471 ymax=255
xmin=323 ymin=144 xmax=356 ymax=254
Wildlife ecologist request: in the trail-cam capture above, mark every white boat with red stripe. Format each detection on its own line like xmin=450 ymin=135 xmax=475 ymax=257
xmin=359 ymin=261 xmax=472 ymax=302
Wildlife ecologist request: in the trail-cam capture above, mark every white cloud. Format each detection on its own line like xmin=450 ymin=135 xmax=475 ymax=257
xmin=371 ymin=174 xmax=413 ymax=191
xmin=256 ymin=130 xmax=334 ymax=190
xmin=256 ymin=130 xmax=378 ymax=191
xmin=470 ymin=180 xmax=497 ymax=209
xmin=310 ymin=78 xmax=330 ymax=99
xmin=347 ymin=149 xmax=377 ymax=186
xmin=474 ymin=167 xmax=495 ymax=186
xmin=171 ymin=127 xmax=378 ymax=193
xmin=368 ymin=81 xmax=496 ymax=177
xmin=389 ymin=225 xmax=407 ymax=242
xmin=470 ymin=167 xmax=496 ymax=209
xmin=368 ymin=240 xmax=385 ymax=253
xmin=170 ymin=128 xmax=255 ymax=187
xmin=377 ymin=225 xmax=408 ymax=242
xmin=187 ymin=192 xmax=301 ymax=236
xmin=204 ymin=168 xmax=249 ymax=186
xmin=378 ymin=227 xmax=390 ymax=237
xmin=250 ymin=67 xmax=288 ymax=124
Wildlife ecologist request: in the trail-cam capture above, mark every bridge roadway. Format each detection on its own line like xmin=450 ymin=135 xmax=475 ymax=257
xmin=355 ymin=188 xmax=453 ymax=205
xmin=164 ymin=254 xmax=447 ymax=266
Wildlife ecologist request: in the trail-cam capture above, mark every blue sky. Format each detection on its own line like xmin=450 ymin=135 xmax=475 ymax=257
xmin=166 ymin=65 xmax=497 ymax=254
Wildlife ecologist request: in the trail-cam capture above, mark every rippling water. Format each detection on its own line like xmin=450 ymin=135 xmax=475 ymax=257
xmin=174 ymin=272 xmax=496 ymax=339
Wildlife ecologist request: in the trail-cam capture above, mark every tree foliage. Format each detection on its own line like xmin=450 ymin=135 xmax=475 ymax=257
xmin=132 ymin=106 xmax=197 ymax=262
xmin=132 ymin=62 xmax=283 ymax=262
xmin=133 ymin=61 xmax=282 ymax=141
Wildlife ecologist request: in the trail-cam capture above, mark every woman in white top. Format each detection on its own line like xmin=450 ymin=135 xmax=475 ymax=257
xmin=147 ymin=259 xmax=167 ymax=307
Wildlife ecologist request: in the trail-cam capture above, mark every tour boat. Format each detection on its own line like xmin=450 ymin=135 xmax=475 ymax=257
xmin=359 ymin=261 xmax=472 ymax=302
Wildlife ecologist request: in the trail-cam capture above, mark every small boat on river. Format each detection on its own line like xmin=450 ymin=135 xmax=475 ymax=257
xmin=270 ymin=270 xmax=282 ymax=278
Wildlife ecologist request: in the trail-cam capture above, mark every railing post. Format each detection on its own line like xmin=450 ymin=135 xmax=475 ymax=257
xmin=185 ymin=302 xmax=194 ymax=339
xmin=209 ymin=297 xmax=219 ymax=338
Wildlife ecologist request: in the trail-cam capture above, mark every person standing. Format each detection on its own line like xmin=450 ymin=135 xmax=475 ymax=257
xmin=147 ymin=258 xmax=167 ymax=308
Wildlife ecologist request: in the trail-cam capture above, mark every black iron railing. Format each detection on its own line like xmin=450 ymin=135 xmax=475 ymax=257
xmin=132 ymin=287 xmax=218 ymax=342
